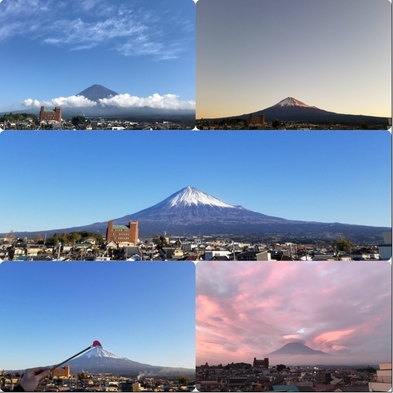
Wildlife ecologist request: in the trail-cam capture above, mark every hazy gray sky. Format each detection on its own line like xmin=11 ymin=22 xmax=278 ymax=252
xmin=196 ymin=0 xmax=391 ymax=118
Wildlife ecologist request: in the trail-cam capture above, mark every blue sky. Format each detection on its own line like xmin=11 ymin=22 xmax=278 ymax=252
xmin=197 ymin=0 xmax=391 ymax=118
xmin=0 ymin=261 xmax=196 ymax=370
xmin=0 ymin=0 xmax=195 ymax=112
xmin=0 ymin=130 xmax=390 ymax=232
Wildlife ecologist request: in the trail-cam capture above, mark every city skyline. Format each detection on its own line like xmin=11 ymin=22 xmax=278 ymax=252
xmin=0 ymin=131 xmax=390 ymax=234
xmin=196 ymin=0 xmax=391 ymax=119
xmin=0 ymin=0 xmax=195 ymax=113
xmin=196 ymin=261 xmax=391 ymax=366
xmin=0 ymin=261 xmax=196 ymax=370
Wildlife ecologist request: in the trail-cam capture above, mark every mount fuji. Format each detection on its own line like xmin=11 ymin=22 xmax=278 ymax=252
xmin=63 ymin=346 xmax=194 ymax=377
xmin=267 ymin=343 xmax=330 ymax=357
xmin=265 ymin=343 xmax=336 ymax=366
xmin=7 ymin=84 xmax=195 ymax=121
xmin=204 ymin=96 xmax=389 ymax=126
xmin=76 ymin=84 xmax=119 ymax=102
xmin=11 ymin=186 xmax=389 ymax=242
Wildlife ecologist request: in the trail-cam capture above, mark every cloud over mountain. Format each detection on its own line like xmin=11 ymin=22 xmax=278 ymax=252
xmin=23 ymin=96 xmax=98 ymax=108
xmin=196 ymin=261 xmax=391 ymax=366
xmin=21 ymin=84 xmax=195 ymax=110
xmin=99 ymin=93 xmax=195 ymax=109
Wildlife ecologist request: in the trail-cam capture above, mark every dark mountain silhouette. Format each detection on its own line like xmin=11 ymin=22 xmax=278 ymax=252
xmin=71 ymin=84 xmax=194 ymax=120
xmin=6 ymin=186 xmax=390 ymax=243
xmin=268 ymin=343 xmax=330 ymax=356
xmin=76 ymin=84 xmax=119 ymax=101
xmin=204 ymin=96 xmax=389 ymax=126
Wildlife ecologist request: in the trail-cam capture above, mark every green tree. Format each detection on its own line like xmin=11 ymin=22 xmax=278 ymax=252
xmin=332 ymin=236 xmax=352 ymax=253
xmin=178 ymin=376 xmax=189 ymax=385
xmin=46 ymin=233 xmax=59 ymax=247
xmin=71 ymin=116 xmax=86 ymax=127
xmin=153 ymin=235 xmax=168 ymax=249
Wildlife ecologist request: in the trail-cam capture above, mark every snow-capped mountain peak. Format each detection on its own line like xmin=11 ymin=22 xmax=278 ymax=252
xmin=275 ymin=97 xmax=311 ymax=108
xmin=168 ymin=186 xmax=235 ymax=208
xmin=84 ymin=346 xmax=124 ymax=359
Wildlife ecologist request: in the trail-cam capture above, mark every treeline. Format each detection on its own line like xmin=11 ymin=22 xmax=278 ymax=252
xmin=199 ymin=362 xmax=252 ymax=369
xmin=0 ymin=112 xmax=39 ymax=123
xmin=44 ymin=231 xmax=104 ymax=246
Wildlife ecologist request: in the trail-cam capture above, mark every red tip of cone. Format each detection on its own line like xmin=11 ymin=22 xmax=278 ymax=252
xmin=92 ymin=340 xmax=102 ymax=347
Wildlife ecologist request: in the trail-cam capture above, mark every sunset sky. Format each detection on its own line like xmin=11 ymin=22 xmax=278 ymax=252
xmin=196 ymin=261 xmax=391 ymax=366
xmin=196 ymin=0 xmax=391 ymax=119
xmin=0 ymin=0 xmax=195 ymax=112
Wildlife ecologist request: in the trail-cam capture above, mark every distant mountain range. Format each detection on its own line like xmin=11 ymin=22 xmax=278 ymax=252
xmin=7 ymin=186 xmax=390 ymax=242
xmin=203 ymin=97 xmax=389 ymax=126
xmin=64 ymin=346 xmax=194 ymax=377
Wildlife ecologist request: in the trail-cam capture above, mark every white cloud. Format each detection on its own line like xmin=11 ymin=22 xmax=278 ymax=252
xmin=0 ymin=0 xmax=54 ymax=40
xmin=99 ymin=93 xmax=195 ymax=110
xmin=0 ymin=0 xmax=193 ymax=61
xmin=22 ymin=95 xmax=97 ymax=108
xmin=116 ymin=40 xmax=181 ymax=59
xmin=43 ymin=16 xmax=147 ymax=47
xmin=22 ymin=93 xmax=195 ymax=110
xmin=79 ymin=0 xmax=101 ymax=11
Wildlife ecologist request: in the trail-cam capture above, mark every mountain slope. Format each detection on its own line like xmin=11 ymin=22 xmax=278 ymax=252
xmin=65 ymin=346 xmax=194 ymax=376
xmin=205 ymin=96 xmax=389 ymax=125
xmin=76 ymin=84 xmax=119 ymax=101
xmin=6 ymin=186 xmax=389 ymax=242
xmin=268 ymin=343 xmax=330 ymax=356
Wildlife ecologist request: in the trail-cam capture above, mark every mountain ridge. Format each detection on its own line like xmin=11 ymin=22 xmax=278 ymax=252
xmin=3 ymin=186 xmax=389 ymax=242
xmin=64 ymin=346 xmax=195 ymax=376
xmin=202 ymin=96 xmax=389 ymax=125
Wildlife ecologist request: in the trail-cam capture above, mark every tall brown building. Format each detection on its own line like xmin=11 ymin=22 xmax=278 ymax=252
xmin=248 ymin=113 xmax=265 ymax=126
xmin=39 ymin=106 xmax=62 ymax=122
xmin=253 ymin=357 xmax=269 ymax=369
xmin=106 ymin=220 xmax=139 ymax=244
xmin=52 ymin=366 xmax=70 ymax=378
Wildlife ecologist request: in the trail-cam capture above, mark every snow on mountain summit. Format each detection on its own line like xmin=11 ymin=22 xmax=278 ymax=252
xmin=85 ymin=346 xmax=124 ymax=359
xmin=275 ymin=97 xmax=311 ymax=108
xmin=168 ymin=186 xmax=235 ymax=208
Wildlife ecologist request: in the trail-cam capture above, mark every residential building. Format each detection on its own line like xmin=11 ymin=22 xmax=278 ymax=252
xmin=378 ymin=231 xmax=392 ymax=260
xmin=106 ymin=220 xmax=138 ymax=245
xmin=248 ymin=113 xmax=265 ymax=127
xmin=253 ymin=357 xmax=269 ymax=369
xmin=315 ymin=372 xmax=332 ymax=384
xmin=369 ymin=363 xmax=392 ymax=391
xmin=52 ymin=366 xmax=70 ymax=378
xmin=39 ymin=106 xmax=62 ymax=122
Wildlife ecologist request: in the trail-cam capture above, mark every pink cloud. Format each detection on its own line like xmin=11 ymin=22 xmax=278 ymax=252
xmin=313 ymin=329 xmax=356 ymax=352
xmin=196 ymin=261 xmax=391 ymax=365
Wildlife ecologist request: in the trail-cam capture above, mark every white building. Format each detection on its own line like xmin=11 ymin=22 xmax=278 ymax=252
xmin=368 ymin=363 xmax=391 ymax=391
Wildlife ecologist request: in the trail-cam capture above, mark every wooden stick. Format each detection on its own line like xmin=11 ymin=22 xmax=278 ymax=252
xmin=51 ymin=345 xmax=91 ymax=371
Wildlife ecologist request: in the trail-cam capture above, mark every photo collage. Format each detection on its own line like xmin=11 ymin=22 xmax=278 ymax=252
xmin=0 ymin=0 xmax=391 ymax=392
